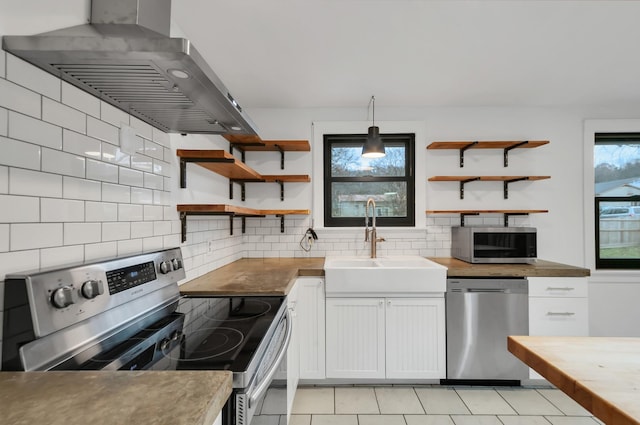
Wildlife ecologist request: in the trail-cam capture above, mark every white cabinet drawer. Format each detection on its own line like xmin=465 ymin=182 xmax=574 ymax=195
xmin=529 ymin=297 xmax=589 ymax=336
xmin=528 ymin=277 xmax=588 ymax=298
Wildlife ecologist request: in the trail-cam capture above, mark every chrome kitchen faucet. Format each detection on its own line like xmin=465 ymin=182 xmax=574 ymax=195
xmin=364 ymin=198 xmax=385 ymax=258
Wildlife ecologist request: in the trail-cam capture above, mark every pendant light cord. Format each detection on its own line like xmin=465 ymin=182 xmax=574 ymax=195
xmin=369 ymin=95 xmax=376 ymax=126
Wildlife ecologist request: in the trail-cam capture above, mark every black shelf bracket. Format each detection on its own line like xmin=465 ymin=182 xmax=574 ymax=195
xmin=504 ymin=212 xmax=529 ymax=227
xmin=503 ymin=177 xmax=529 ymax=199
xmin=460 ymin=177 xmax=481 ymax=199
xmin=503 ymin=141 xmax=529 ymax=167
xmin=180 ymin=212 xmax=187 ymax=242
xmin=278 ymin=215 xmax=285 ymax=232
xmin=277 ymin=180 xmax=284 ymax=201
xmin=459 ymin=141 xmax=478 ymax=167
xmin=179 ymin=157 xmax=234 ymax=189
xmin=274 ymin=144 xmax=285 ymax=170
xmin=460 ymin=212 xmax=479 ymax=227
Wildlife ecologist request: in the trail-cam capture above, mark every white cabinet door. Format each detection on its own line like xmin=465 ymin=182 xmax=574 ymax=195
xmin=296 ymin=277 xmax=326 ymax=380
xmin=325 ymin=298 xmax=385 ymax=379
xmin=286 ymin=283 xmax=300 ymax=420
xmin=385 ymin=298 xmax=446 ymax=379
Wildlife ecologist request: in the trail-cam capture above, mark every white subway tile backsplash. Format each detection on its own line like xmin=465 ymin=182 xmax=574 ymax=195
xmin=85 ymin=201 xmax=118 ymax=222
xmin=131 ymin=187 xmax=153 ymax=204
xmin=118 ymin=204 xmax=143 ymax=222
xmin=87 ymin=116 xmax=119 ymax=145
xmin=41 ymin=198 xmax=85 ymax=222
xmin=40 ymin=245 xmax=84 ymax=269
xmin=0 ymin=107 xmax=8 ymax=136
xmin=7 ymin=54 xmax=60 ymax=100
xmin=9 ymin=168 xmax=62 ymax=198
xmin=42 ymin=148 xmax=85 ymax=178
xmin=63 ymin=176 xmax=101 ymax=201
xmin=0 ymin=194 xmax=39 ymax=222
xmin=153 ymin=221 xmax=172 ymax=236
xmin=119 ymin=167 xmax=144 ymax=187
xmin=42 ymin=98 xmax=86 ymax=133
xmin=144 ymin=139 xmax=164 ymax=160
xmin=131 ymin=153 xmax=152 ymax=172
xmin=163 ymin=147 xmax=172 ymax=162
xmin=0 ymin=166 xmax=8 ymax=193
xmin=131 ymin=221 xmax=154 ymax=238
xmin=0 ymin=78 xmax=41 ymax=118
xmin=163 ymin=234 xmax=181 ymax=248
xmin=142 ymin=236 xmax=163 ymax=252
xmin=11 ymin=223 xmax=63 ymax=250
xmin=102 ymin=222 xmax=130 ymax=241
xmin=144 ymin=205 xmax=164 ymax=221
xmin=87 ymin=159 xmax=118 ymax=183
xmin=102 ymin=183 xmax=130 ymax=203
xmin=64 ymin=222 xmax=101 ymax=245
xmin=0 ymin=136 xmax=41 ymax=170
xmin=61 ymin=82 xmax=100 ymax=118
xmin=143 ymin=172 xmax=163 ymax=190
xmin=152 ymin=160 xmax=170 ymax=177
xmin=0 ymin=224 xmax=8 ymax=252
xmin=152 ymin=128 xmax=169 ymax=147
xmin=84 ymin=241 xmax=117 ymax=262
xmin=117 ymin=238 xmax=143 ymax=256
xmin=102 ymin=144 xmax=129 ymax=166
xmin=163 ymin=206 xmax=175 ymax=221
xmin=0 ymin=250 xmax=40 ymax=280
xmin=100 ymin=101 xmax=129 ymax=128
xmin=9 ymin=111 xmax=63 ymax=150
xmin=63 ymin=129 xmax=101 ymax=158
xmin=130 ymin=116 xmax=153 ymax=140
xmin=153 ymin=190 xmax=168 ymax=206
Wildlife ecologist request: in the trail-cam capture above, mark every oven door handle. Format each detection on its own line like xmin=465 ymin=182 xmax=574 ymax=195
xmin=248 ymin=308 xmax=293 ymax=407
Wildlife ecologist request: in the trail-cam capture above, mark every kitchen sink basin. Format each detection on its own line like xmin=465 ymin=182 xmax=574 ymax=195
xmin=324 ymin=255 xmax=447 ymax=296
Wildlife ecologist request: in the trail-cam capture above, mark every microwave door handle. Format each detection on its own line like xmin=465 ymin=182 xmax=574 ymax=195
xmin=248 ymin=308 xmax=293 ymax=407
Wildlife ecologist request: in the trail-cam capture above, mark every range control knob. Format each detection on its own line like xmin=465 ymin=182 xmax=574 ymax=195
xmin=170 ymin=330 xmax=181 ymax=341
xmin=159 ymin=261 xmax=172 ymax=274
xmin=171 ymin=258 xmax=182 ymax=270
xmin=81 ymin=280 xmax=103 ymax=299
xmin=51 ymin=286 xmax=76 ymax=309
xmin=159 ymin=338 xmax=171 ymax=352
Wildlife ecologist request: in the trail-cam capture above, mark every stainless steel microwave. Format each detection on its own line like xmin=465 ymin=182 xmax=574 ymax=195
xmin=451 ymin=226 xmax=537 ymax=264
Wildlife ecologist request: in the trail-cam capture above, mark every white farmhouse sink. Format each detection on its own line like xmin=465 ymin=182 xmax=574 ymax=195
xmin=324 ymin=255 xmax=447 ymax=296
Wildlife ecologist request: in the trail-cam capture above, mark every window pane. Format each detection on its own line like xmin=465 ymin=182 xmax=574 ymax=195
xmin=330 ymin=182 xmax=407 ymax=218
xmin=598 ymin=200 xmax=640 ymax=260
xmin=331 ymin=143 xmax=406 ymax=177
xmin=594 ymin=142 xmax=640 ymax=195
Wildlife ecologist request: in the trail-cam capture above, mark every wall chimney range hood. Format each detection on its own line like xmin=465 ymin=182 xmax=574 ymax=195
xmin=2 ymin=0 xmax=259 ymax=136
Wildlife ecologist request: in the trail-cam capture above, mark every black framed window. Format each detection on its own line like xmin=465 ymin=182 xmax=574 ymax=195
xmin=323 ymin=133 xmax=415 ymax=227
xmin=594 ymin=133 xmax=640 ymax=269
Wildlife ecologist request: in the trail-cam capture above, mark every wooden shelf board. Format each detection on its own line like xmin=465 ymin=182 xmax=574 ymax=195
xmin=177 ymin=204 xmax=310 ymax=216
xmin=262 ymin=175 xmax=311 ymax=183
xmin=177 ymin=149 xmax=261 ymax=180
xmin=427 ymin=140 xmax=549 ymax=150
xmin=429 ymin=176 xmax=550 ymax=182
xmin=426 ymin=209 xmax=549 ymax=214
xmin=223 ymin=135 xmax=310 ymax=151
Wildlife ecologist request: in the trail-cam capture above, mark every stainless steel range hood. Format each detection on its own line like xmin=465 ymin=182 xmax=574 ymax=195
xmin=2 ymin=0 xmax=258 ymax=135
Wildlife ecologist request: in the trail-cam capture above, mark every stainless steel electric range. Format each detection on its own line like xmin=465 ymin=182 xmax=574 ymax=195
xmin=2 ymin=248 xmax=292 ymax=425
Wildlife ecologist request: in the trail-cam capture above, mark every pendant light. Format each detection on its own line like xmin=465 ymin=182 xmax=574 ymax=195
xmin=362 ymin=95 xmax=386 ymax=158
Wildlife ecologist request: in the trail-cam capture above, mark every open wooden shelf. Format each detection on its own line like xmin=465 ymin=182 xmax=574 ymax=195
xmin=428 ymin=175 xmax=551 ymax=199
xmin=427 ymin=140 xmax=549 ymax=167
xmin=223 ymin=134 xmax=310 ymax=169
xmin=177 ymin=204 xmax=310 ymax=241
xmin=176 ymin=149 xmax=310 ymax=200
xmin=426 ymin=209 xmax=549 ymax=227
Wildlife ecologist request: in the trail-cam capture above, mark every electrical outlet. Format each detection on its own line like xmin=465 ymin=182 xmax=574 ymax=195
xmin=207 ymin=240 xmax=214 ymax=254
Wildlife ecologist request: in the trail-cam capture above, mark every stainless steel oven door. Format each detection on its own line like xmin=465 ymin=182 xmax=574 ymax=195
xmin=235 ymin=308 xmax=292 ymax=425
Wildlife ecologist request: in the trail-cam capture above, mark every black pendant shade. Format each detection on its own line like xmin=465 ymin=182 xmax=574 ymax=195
xmin=362 ymin=95 xmax=386 ymax=158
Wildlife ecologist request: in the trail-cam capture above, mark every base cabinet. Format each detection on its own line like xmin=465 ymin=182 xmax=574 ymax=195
xmin=296 ymin=277 xmax=326 ymax=380
xmin=528 ymin=277 xmax=589 ymax=379
xmin=325 ymin=297 xmax=445 ymax=379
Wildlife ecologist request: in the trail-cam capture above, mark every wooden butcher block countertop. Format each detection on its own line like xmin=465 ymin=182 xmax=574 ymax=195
xmin=179 ymin=257 xmax=325 ymax=296
xmin=508 ymin=336 xmax=640 ymax=425
xmin=430 ymin=257 xmax=590 ymax=277
xmin=0 ymin=370 xmax=232 ymax=425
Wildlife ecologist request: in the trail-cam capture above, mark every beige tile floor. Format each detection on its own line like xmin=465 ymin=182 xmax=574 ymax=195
xmin=288 ymin=386 xmax=603 ymax=425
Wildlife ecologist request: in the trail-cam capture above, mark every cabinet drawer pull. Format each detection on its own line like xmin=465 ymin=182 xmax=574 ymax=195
xmin=546 ymin=287 xmax=575 ymax=291
xmin=546 ymin=311 xmax=576 ymax=316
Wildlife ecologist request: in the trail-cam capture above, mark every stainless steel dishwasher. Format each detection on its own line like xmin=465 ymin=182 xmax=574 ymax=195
xmin=445 ymin=277 xmax=529 ymax=384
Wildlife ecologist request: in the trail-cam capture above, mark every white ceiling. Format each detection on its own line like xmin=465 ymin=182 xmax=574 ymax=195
xmin=172 ymin=0 xmax=640 ymax=110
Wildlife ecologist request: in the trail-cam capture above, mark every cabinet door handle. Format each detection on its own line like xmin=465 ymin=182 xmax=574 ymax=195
xmin=387 ymin=300 xmax=392 ymax=307
xmin=546 ymin=311 xmax=576 ymax=316
xmin=546 ymin=287 xmax=575 ymax=291
xmin=379 ymin=300 xmax=384 ymax=307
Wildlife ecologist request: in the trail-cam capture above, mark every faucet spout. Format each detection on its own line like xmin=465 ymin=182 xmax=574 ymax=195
xmin=364 ymin=198 xmax=383 ymax=258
